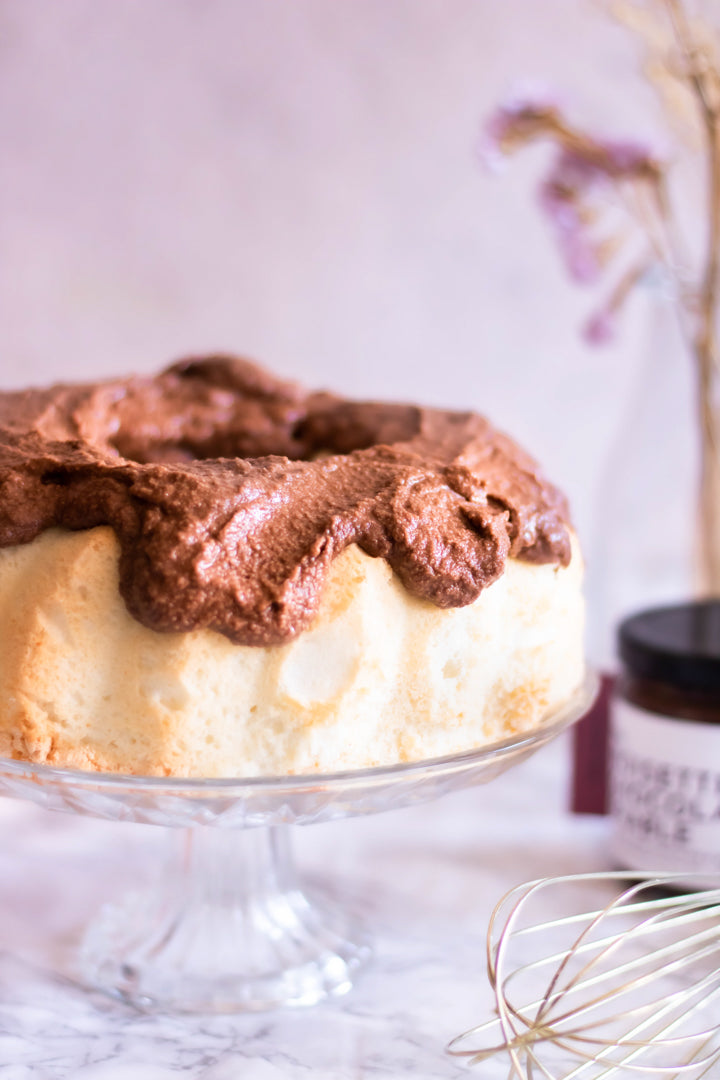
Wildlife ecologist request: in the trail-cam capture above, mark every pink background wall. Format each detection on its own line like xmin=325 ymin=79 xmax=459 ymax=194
xmin=0 ymin=1 xmax=665 ymax=545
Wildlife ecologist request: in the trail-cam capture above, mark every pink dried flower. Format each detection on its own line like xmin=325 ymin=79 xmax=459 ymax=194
xmin=479 ymin=87 xmax=561 ymax=170
xmin=482 ymin=97 xmax=666 ymax=340
xmin=539 ymin=159 xmax=604 ymax=284
xmin=583 ymin=308 xmax=617 ymax=344
xmin=539 ymin=139 xmax=660 ymax=284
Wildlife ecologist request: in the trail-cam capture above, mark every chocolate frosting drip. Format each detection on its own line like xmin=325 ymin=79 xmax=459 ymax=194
xmin=0 ymin=357 xmax=572 ymax=645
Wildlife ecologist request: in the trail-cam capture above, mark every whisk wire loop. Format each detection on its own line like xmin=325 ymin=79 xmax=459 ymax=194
xmin=449 ymin=872 xmax=720 ymax=1079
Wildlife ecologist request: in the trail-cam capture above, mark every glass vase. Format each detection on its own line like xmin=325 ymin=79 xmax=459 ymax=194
xmin=587 ymin=282 xmax=699 ymax=673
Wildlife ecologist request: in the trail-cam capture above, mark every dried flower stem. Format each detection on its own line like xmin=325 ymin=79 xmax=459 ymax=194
xmin=664 ymin=0 xmax=720 ymax=592
xmin=485 ymin=0 xmax=720 ymax=595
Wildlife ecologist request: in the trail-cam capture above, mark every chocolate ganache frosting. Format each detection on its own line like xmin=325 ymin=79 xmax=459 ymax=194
xmin=0 ymin=357 xmax=572 ymax=645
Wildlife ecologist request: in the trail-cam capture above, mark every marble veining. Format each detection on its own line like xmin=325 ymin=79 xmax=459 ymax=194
xmin=0 ymin=736 xmax=610 ymax=1079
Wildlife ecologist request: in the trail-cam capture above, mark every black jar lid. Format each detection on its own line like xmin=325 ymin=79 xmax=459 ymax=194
xmin=619 ymin=601 xmax=720 ymax=693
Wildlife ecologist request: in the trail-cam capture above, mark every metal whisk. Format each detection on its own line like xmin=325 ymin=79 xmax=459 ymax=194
xmin=448 ymin=871 xmax=720 ymax=1079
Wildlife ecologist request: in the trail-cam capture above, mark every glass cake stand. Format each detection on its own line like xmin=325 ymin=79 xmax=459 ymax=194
xmin=0 ymin=674 xmax=596 ymax=1013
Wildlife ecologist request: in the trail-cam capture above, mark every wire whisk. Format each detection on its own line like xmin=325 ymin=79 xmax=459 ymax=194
xmin=448 ymin=871 xmax=720 ymax=1079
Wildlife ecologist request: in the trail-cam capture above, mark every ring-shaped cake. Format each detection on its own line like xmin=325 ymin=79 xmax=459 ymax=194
xmin=0 ymin=357 xmax=584 ymax=776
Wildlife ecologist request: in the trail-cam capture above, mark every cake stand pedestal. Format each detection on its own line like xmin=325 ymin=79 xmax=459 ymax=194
xmin=81 ymin=826 xmax=368 ymax=1012
xmin=0 ymin=674 xmax=595 ymax=1013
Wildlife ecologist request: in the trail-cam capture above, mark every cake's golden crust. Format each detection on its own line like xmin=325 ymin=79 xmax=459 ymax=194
xmin=0 ymin=527 xmax=584 ymax=778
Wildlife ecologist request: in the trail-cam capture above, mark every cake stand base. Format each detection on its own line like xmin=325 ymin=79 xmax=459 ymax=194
xmin=0 ymin=674 xmax=597 ymax=1013
xmin=79 ymin=825 xmax=370 ymax=1013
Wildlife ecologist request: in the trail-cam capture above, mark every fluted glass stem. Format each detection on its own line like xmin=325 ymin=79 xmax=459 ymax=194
xmin=80 ymin=824 xmax=370 ymax=1013
xmin=177 ymin=826 xmax=291 ymax=906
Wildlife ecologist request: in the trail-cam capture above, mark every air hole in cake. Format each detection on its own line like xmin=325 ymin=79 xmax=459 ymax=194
xmin=41 ymin=471 xmax=73 ymax=486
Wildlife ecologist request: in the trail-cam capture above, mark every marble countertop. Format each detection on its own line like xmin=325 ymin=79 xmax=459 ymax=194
xmin=0 ymin=734 xmax=611 ymax=1079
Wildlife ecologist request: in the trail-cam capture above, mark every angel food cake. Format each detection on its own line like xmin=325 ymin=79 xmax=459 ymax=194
xmin=0 ymin=357 xmax=584 ymax=777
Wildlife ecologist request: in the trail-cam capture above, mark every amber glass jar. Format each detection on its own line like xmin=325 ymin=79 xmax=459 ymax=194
xmin=610 ymin=601 xmax=720 ymax=887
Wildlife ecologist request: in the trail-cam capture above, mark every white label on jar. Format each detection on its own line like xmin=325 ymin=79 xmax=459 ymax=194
xmin=610 ymin=699 xmax=720 ymax=880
